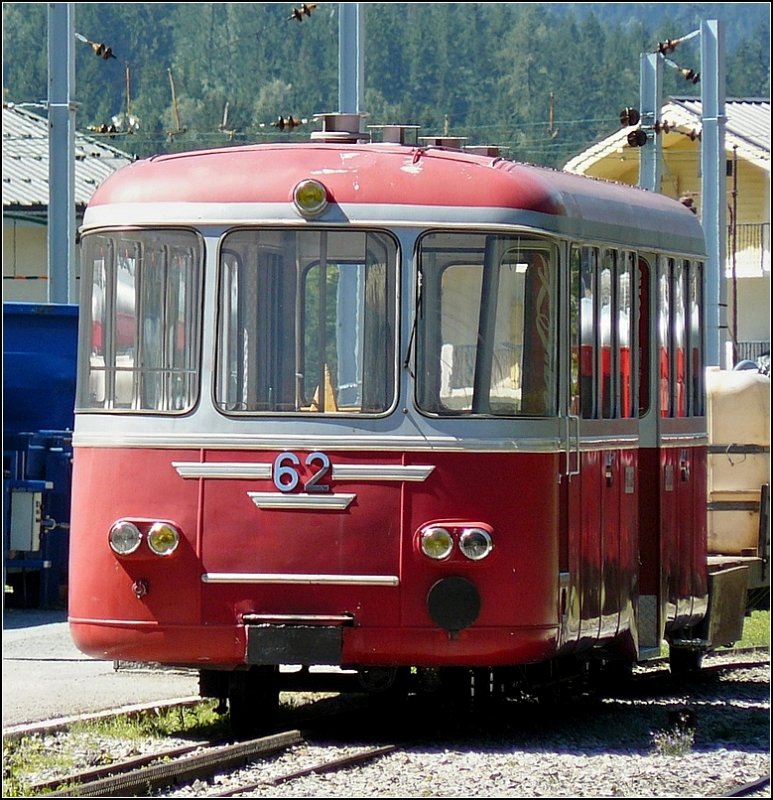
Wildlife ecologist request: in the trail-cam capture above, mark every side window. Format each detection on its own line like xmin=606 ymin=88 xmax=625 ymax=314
xmin=659 ymin=256 xmax=702 ymax=418
xmin=570 ymin=245 xmax=637 ymax=420
xmin=618 ymin=252 xmax=636 ymax=418
xmin=570 ymin=245 xmax=598 ymax=419
xmin=658 ymin=257 xmax=672 ymax=417
xmin=600 ymin=249 xmax=616 ymax=419
xmin=672 ymin=259 xmax=687 ymax=417
xmin=637 ymin=256 xmax=651 ymax=417
xmin=687 ymin=260 xmax=705 ymax=416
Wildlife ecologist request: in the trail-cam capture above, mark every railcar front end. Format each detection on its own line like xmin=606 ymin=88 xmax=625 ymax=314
xmin=68 ymin=215 xmax=565 ymax=681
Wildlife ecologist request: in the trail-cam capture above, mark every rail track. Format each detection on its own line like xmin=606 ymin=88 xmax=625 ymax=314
xmin=28 ymin=729 xmax=396 ymax=799
xmin=5 ymin=649 xmax=768 ymax=798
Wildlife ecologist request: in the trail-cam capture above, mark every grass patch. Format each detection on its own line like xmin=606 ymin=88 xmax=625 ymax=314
xmin=69 ymin=698 xmax=227 ymax=741
xmin=739 ymin=610 xmax=770 ymax=649
xmin=651 ymin=726 xmax=695 ymax=756
xmin=2 ymin=700 xmax=227 ymax=797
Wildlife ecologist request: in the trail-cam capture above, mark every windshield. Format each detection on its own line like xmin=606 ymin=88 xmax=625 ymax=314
xmin=216 ymin=229 xmax=398 ymax=415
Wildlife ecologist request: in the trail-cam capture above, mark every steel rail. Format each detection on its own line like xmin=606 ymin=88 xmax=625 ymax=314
xmin=205 ymin=744 xmax=397 ymax=797
xmin=724 ymin=774 xmax=771 ymax=797
xmin=44 ymin=730 xmax=303 ymax=798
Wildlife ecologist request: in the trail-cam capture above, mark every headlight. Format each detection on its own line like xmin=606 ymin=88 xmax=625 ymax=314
xmin=147 ymin=522 xmax=180 ymax=556
xmin=420 ymin=526 xmax=454 ymax=560
xmin=293 ymin=179 xmax=329 ymax=217
xmin=108 ymin=520 xmax=142 ymax=555
xmin=458 ymin=527 xmax=493 ymax=561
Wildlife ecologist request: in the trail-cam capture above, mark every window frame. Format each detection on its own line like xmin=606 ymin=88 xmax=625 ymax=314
xmin=214 ymin=227 xmax=400 ymax=417
xmin=76 ymin=228 xmax=204 ymax=414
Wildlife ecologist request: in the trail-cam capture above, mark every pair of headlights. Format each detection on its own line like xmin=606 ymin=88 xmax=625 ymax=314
xmin=110 ymin=519 xmax=491 ymax=561
xmin=419 ymin=525 xmax=493 ymax=561
xmin=109 ymin=520 xmax=180 ymax=557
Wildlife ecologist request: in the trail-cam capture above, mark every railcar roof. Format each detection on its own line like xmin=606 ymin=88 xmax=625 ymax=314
xmin=85 ymin=142 xmax=706 ymax=255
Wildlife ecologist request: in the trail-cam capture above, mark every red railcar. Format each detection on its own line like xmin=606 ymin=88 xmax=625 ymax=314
xmin=69 ymin=115 xmax=749 ymax=734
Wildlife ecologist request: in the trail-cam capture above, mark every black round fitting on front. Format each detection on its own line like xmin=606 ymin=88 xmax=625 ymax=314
xmin=426 ymin=576 xmax=481 ymax=632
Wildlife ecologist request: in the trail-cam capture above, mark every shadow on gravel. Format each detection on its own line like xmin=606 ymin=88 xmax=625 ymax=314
xmin=299 ymin=664 xmax=770 ymax=759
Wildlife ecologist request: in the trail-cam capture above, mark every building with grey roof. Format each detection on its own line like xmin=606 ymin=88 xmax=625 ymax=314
xmin=3 ymin=103 xmax=133 ymax=302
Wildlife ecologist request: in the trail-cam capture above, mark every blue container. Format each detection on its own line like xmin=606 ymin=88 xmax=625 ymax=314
xmin=3 ymin=303 xmax=78 ymax=608
xmin=3 ymin=302 xmax=79 ymax=434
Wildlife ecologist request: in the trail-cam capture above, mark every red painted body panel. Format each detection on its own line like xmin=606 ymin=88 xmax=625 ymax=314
xmin=86 ymin=143 xmax=705 ymax=247
xmin=68 ymin=618 xmax=559 ymax=668
xmin=560 ymin=443 xmax=639 ymax=657
xmin=661 ymin=445 xmax=709 ymax=630
xmin=69 ymin=446 xmax=562 ymax=666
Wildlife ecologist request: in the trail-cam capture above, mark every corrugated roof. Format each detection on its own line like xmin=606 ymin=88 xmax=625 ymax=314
xmin=3 ymin=103 xmax=133 ymax=210
xmin=564 ymin=97 xmax=770 ymax=174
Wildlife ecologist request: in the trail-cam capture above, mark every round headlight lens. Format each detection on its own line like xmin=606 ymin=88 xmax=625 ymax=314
xmin=147 ymin=522 xmax=180 ymax=556
xmin=420 ymin=526 xmax=454 ymax=560
xmin=108 ymin=520 xmax=142 ymax=555
xmin=459 ymin=527 xmax=493 ymax=560
xmin=293 ymin=179 xmax=328 ymax=217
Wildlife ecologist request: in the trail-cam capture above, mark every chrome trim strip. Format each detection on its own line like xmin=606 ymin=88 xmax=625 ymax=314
xmin=242 ymin=613 xmax=354 ymax=625
xmin=576 ymin=435 xmax=640 ymax=450
xmin=247 ymin=492 xmax=356 ymax=510
xmin=78 ymin=429 xmax=708 ymax=453
xmin=82 ymin=201 xmax=557 ymax=230
xmin=660 ymin=433 xmax=709 ymax=446
xmin=331 ymin=464 xmax=434 ymax=481
xmin=173 ymin=462 xmax=272 ymax=479
xmin=73 ymin=431 xmax=562 ymax=452
xmin=172 ymin=462 xmax=434 ymax=481
xmin=202 ymin=572 xmax=399 ymax=586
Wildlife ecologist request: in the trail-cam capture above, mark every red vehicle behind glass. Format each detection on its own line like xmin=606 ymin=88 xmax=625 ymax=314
xmin=69 ymin=114 xmax=751 ymax=736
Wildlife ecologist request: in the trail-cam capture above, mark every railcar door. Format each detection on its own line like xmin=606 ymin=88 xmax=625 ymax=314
xmin=562 ymin=246 xmax=639 ymax=656
xmin=655 ymin=257 xmax=709 ymax=637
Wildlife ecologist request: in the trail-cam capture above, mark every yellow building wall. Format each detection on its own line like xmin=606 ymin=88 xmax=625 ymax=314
xmin=3 ymin=218 xmax=49 ymax=303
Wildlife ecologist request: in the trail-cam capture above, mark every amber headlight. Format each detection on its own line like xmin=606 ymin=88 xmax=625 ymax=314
xmin=293 ymin=179 xmax=329 ymax=217
xmin=459 ymin=527 xmax=493 ymax=561
xmin=420 ymin=526 xmax=454 ymax=560
xmin=147 ymin=522 xmax=180 ymax=556
xmin=108 ymin=520 xmax=142 ymax=555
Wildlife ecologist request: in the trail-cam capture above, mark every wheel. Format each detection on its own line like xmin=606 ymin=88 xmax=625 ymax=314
xmin=602 ymin=659 xmax=633 ymax=688
xmin=228 ymin=665 xmax=280 ymax=739
xmin=669 ymin=646 xmax=703 ymax=676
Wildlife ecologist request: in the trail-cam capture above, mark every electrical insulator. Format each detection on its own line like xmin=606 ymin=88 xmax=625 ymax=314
xmin=273 ymin=116 xmax=302 ymax=131
xmin=90 ymin=41 xmax=116 ymax=60
xmin=680 ymin=68 xmax=700 ymax=84
xmin=657 ymin=37 xmax=679 ymax=55
xmin=627 ymin=129 xmax=648 ymax=148
xmin=288 ymin=3 xmax=317 ymax=21
xmin=619 ymin=107 xmax=641 ymax=127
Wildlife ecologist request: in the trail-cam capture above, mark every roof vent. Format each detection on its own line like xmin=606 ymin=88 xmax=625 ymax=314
xmin=464 ymin=145 xmax=501 ymax=157
xmin=311 ymin=112 xmax=369 ymax=143
xmin=418 ymin=136 xmax=468 ymax=150
xmin=368 ymin=124 xmax=420 ymax=145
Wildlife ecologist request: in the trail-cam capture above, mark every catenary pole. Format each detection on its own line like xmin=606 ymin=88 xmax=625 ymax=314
xmin=47 ymin=3 xmax=76 ymax=304
xmin=639 ymin=52 xmax=662 ymax=192
xmin=339 ymin=3 xmax=363 ymax=113
xmin=701 ymin=20 xmax=727 ymax=368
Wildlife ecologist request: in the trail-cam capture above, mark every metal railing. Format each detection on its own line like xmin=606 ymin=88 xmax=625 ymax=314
xmin=728 ymin=222 xmax=770 ymax=273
